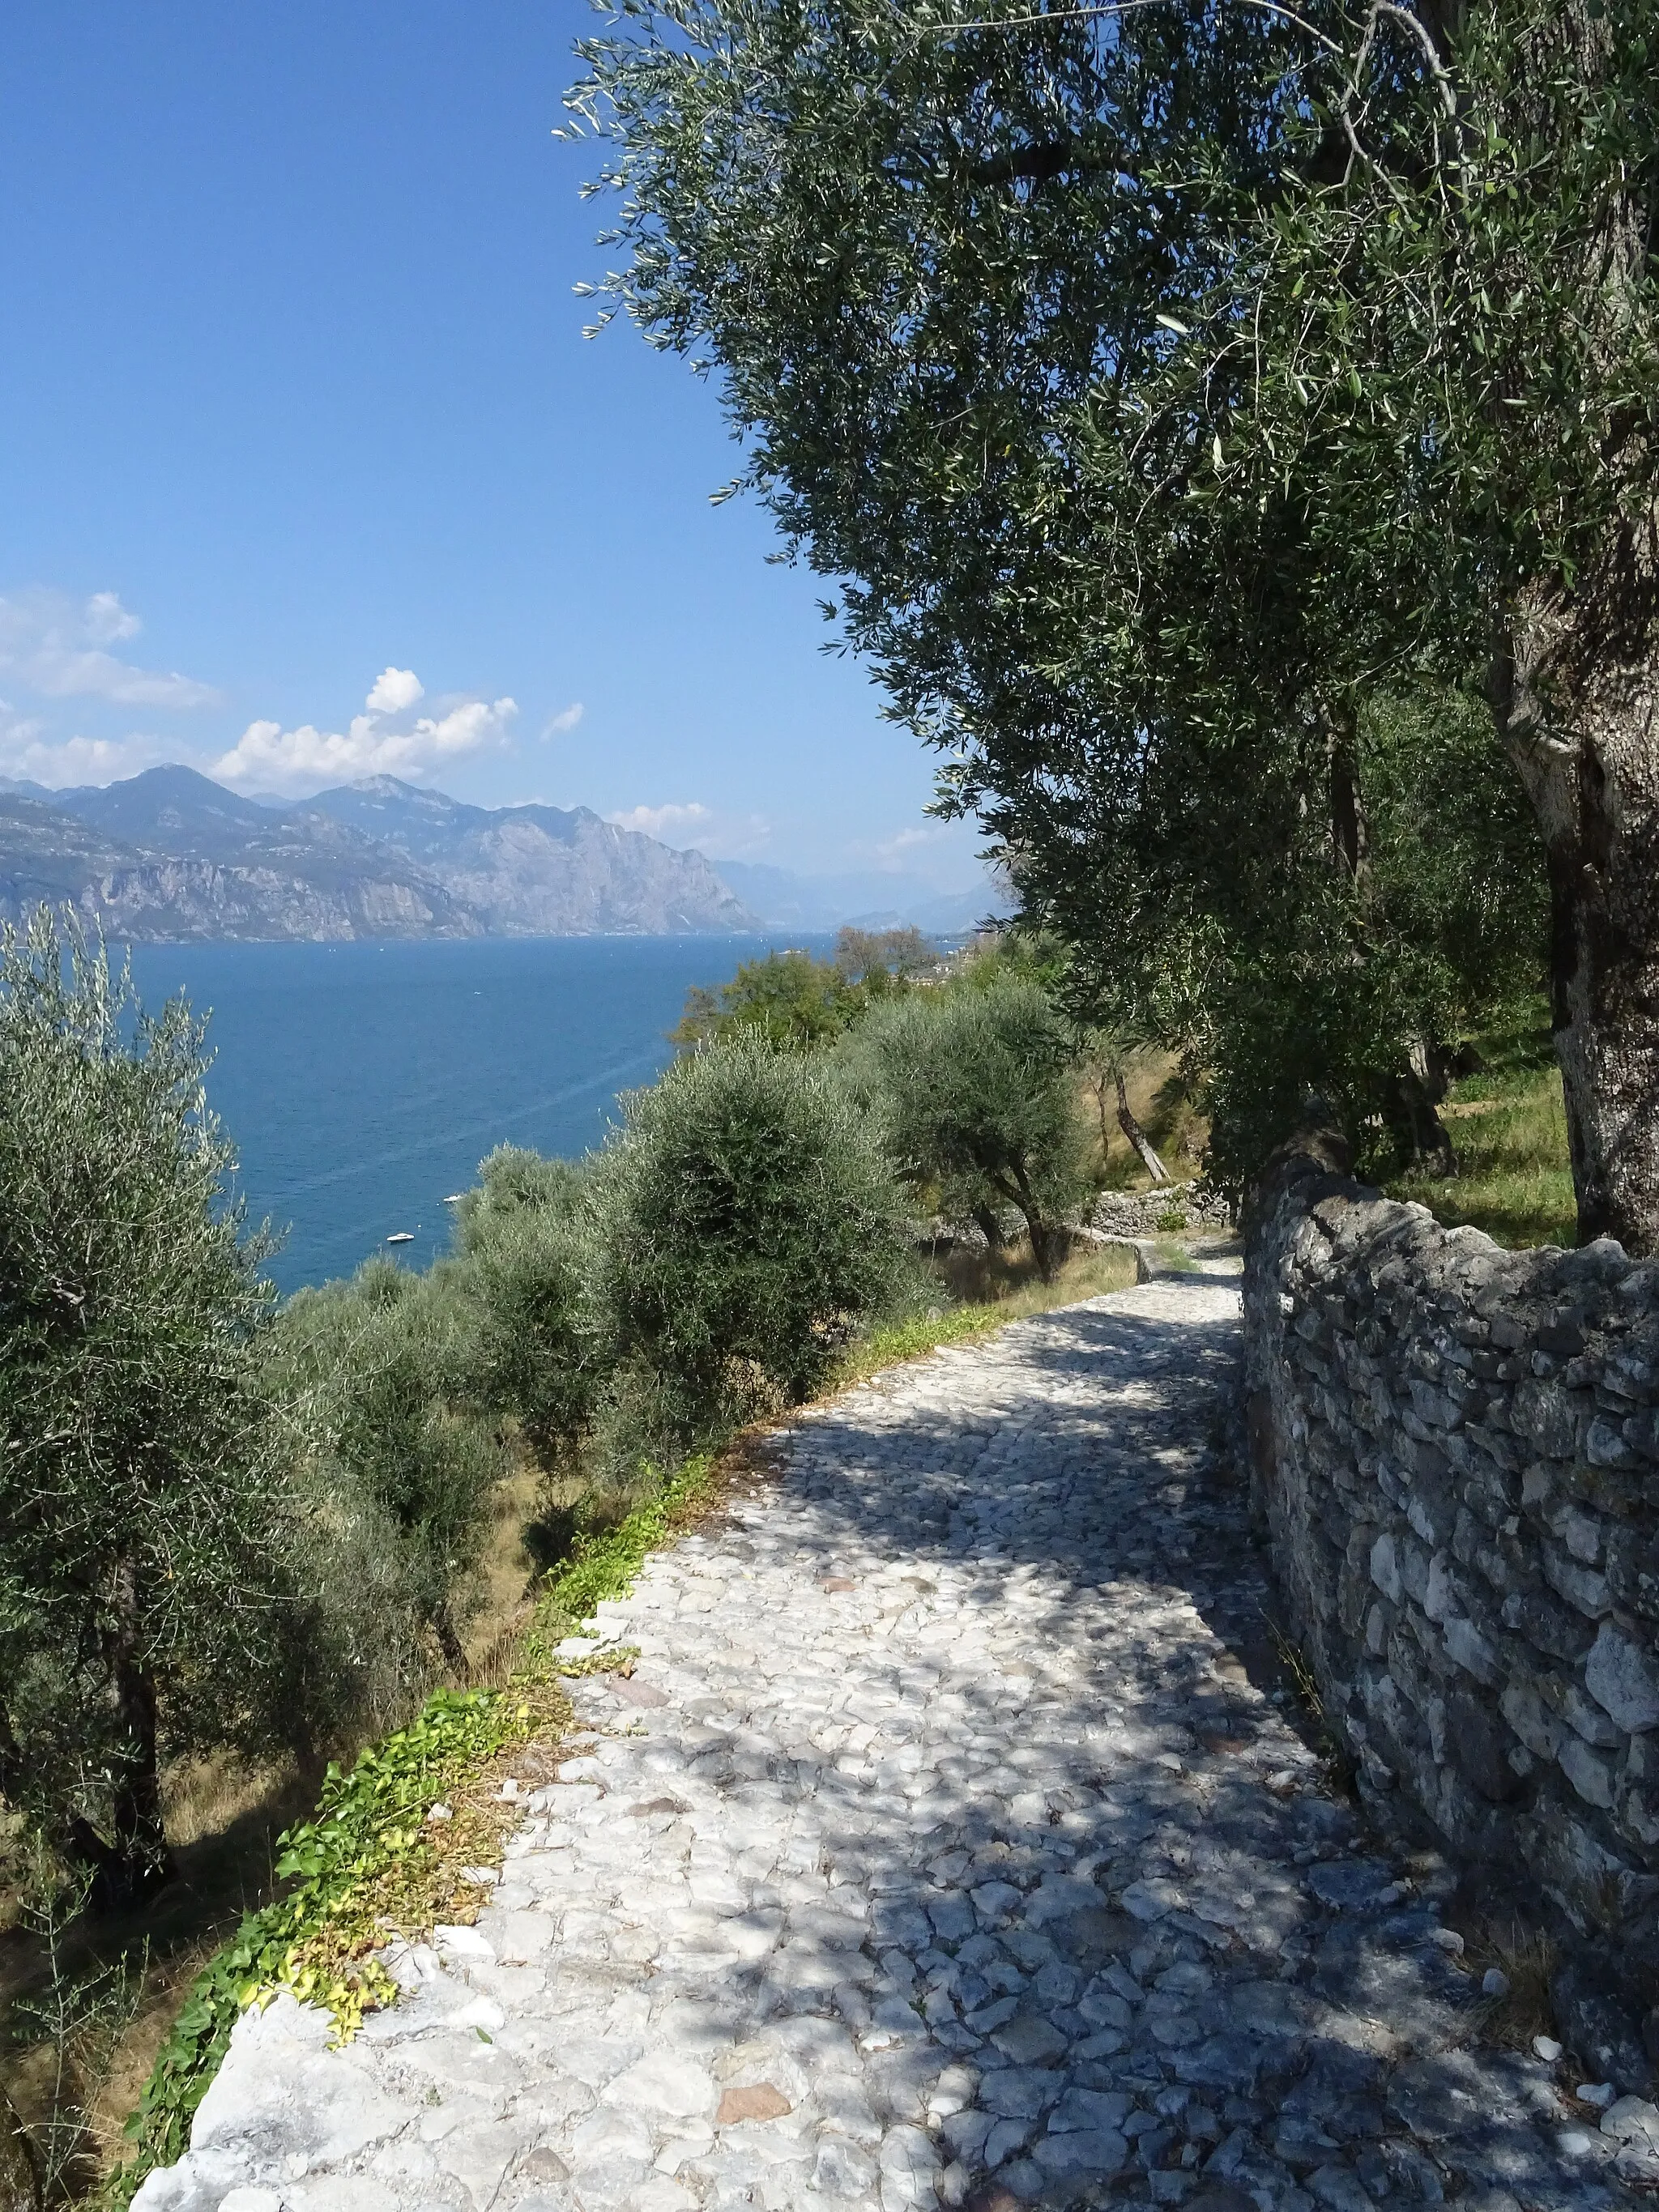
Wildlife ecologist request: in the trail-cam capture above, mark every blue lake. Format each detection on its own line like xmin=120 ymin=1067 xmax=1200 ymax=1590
xmin=125 ymin=935 xmax=825 ymax=1294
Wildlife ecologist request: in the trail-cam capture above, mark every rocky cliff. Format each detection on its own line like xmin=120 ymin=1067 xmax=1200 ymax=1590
xmin=0 ymin=768 xmax=758 ymax=941
xmin=305 ymin=777 xmax=755 ymax=934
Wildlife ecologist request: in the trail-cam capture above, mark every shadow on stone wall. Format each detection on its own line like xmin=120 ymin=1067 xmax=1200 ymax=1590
xmin=1244 ymin=1144 xmax=1659 ymax=2101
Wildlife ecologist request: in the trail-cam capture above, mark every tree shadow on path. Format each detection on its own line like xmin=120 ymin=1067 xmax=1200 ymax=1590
xmin=594 ymin=1289 xmax=1636 ymax=2212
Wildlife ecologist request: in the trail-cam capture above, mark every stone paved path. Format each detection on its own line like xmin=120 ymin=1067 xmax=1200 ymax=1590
xmin=135 ymin=1276 xmax=1638 ymax=2212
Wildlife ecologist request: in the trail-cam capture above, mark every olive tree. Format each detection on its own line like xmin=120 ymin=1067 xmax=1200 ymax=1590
xmin=267 ymin=1258 xmax=507 ymax=1675
xmin=851 ymin=974 xmax=1088 ymax=1277
xmin=670 ymin=930 xmax=932 ymax=1051
xmin=0 ymin=910 xmax=287 ymax=1906
xmin=450 ymin=1146 xmax=598 ymax=1468
xmin=587 ymin=1032 xmax=909 ymax=1443
xmin=572 ymin=0 xmax=1657 ymax=1246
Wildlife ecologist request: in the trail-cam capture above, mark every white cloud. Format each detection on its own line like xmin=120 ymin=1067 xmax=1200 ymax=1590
xmin=542 ymin=702 xmax=584 ymax=737
xmin=365 ymin=666 xmax=424 ymax=714
xmin=0 ymin=588 xmax=220 ymax=708
xmin=607 ymin=800 xmax=773 ymax=858
xmin=608 ymin=801 xmax=714 ymax=841
xmin=84 ymin=591 xmax=141 ymax=645
xmin=214 ymin=685 xmax=518 ymax=793
xmin=0 ymin=706 xmax=165 ymax=789
xmin=874 ymin=825 xmax=939 ymax=861
xmin=868 ymin=819 xmax=988 ymax=876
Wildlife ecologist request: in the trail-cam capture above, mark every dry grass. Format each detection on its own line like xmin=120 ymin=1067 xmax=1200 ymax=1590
xmin=1259 ymin=1613 xmax=1355 ymax=1794
xmin=454 ymin=1460 xmax=543 ymax=1690
xmin=933 ymin=1233 xmax=1140 ymax=1311
xmin=158 ymin=1758 xmax=293 ymax=1858
xmin=1389 ymin=1058 xmax=1576 ymax=1251
xmin=1460 ymin=1918 xmax=1561 ymax=2053
xmin=1082 ymin=1050 xmax=1209 ymax=1190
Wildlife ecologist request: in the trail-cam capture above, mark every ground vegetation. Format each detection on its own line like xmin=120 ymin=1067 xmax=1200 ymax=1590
xmin=1388 ymin=1016 xmax=1577 ymax=1251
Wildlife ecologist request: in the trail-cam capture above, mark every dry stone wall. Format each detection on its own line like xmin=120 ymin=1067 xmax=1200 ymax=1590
xmin=1243 ymin=1142 xmax=1659 ymax=2090
xmin=1088 ymin=1182 xmax=1232 ymax=1237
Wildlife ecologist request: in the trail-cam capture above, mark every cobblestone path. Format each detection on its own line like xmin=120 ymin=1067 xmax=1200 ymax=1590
xmin=136 ymin=1276 xmax=1637 ymax=2212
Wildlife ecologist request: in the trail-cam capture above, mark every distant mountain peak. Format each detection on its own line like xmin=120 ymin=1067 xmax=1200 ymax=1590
xmin=346 ymin=774 xmax=466 ymax=805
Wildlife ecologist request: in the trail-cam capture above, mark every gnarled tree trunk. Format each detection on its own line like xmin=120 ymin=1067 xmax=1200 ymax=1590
xmin=1401 ymin=1044 xmax=1459 ymax=1181
xmin=1495 ymin=543 xmax=1659 ymax=1255
xmin=433 ymin=1602 xmax=468 ymax=1677
xmin=1113 ymin=1071 xmax=1171 ymax=1186
xmin=990 ymin=1158 xmax=1064 ymax=1281
xmin=79 ymin=1560 xmax=174 ymax=1912
xmin=972 ymin=1204 xmax=1007 ymax=1250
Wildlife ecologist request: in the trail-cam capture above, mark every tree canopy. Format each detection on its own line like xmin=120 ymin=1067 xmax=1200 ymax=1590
xmin=588 ymin=1030 xmax=910 ymax=1438
xmin=572 ymin=0 xmax=1659 ymax=1245
xmin=0 ymin=912 xmax=288 ymax=1903
xmin=671 ymin=927 xmax=937 ymax=1050
xmin=847 ymin=972 xmax=1089 ymax=1275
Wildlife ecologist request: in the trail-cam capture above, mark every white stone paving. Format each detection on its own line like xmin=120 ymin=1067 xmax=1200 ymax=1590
xmin=134 ymin=1276 xmax=1638 ymax=2212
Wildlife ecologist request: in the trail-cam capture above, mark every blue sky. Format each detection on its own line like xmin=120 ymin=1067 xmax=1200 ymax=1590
xmin=0 ymin=4 xmax=982 ymax=889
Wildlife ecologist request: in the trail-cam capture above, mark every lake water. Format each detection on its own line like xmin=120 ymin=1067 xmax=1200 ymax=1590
xmin=125 ymin=935 xmax=825 ymax=1294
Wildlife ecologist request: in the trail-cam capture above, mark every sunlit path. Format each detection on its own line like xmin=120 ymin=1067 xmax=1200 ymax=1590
xmin=136 ymin=1276 xmax=1629 ymax=2212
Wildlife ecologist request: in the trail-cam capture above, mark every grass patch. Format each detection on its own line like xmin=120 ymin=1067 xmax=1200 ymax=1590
xmin=1145 ymin=1236 xmax=1199 ymax=1274
xmin=932 ymin=1234 xmax=1141 ymax=1315
xmin=830 ymin=1302 xmax=1013 ymax=1390
xmin=526 ymin=1453 xmax=718 ymax=1652
xmin=1260 ymin=1611 xmax=1355 ymax=1796
xmin=1460 ymin=1919 xmax=1561 ymax=2054
xmin=1388 ymin=1028 xmax=1576 ymax=1251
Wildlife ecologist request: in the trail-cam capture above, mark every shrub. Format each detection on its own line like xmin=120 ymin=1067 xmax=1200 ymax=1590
xmin=848 ymin=974 xmax=1089 ymax=1278
xmin=450 ymin=1146 xmax=597 ymax=1467
xmin=587 ymin=1033 xmax=909 ymax=1447
xmin=671 ymin=927 xmax=936 ymax=1051
xmin=267 ymin=1259 xmax=507 ymax=1676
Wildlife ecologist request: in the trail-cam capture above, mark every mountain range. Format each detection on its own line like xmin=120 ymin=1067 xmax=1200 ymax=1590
xmin=0 ymin=767 xmax=757 ymax=940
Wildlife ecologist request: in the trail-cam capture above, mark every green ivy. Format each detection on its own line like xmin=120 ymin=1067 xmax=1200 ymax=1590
xmin=109 ymin=1689 xmax=522 ymax=2207
xmin=110 ymin=1458 xmax=719 ymax=2207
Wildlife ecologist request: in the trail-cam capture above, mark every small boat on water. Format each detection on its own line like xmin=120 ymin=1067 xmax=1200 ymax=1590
xmin=385 ymin=1231 xmax=416 ymax=1246
xmin=444 ymin=1193 xmax=465 ymax=1204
